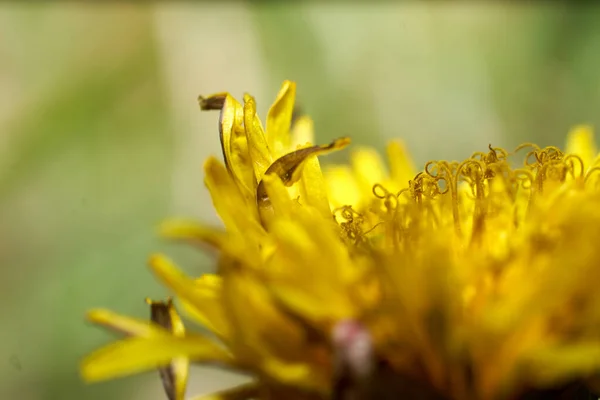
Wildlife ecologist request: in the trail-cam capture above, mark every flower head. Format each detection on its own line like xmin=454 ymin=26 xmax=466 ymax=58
xmin=81 ymin=82 xmax=600 ymax=400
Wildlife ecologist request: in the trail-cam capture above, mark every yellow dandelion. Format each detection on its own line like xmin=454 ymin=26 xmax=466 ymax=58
xmin=81 ymin=82 xmax=600 ymax=400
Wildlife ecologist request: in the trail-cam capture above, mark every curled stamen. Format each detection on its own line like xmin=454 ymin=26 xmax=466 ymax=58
xmin=472 ymin=144 xmax=508 ymax=165
xmin=564 ymin=154 xmax=585 ymax=179
xmin=363 ymin=222 xmax=385 ymax=237
xmin=333 ymin=205 xmax=362 ymax=223
xmin=333 ymin=206 xmax=368 ymax=245
xmin=373 ymin=183 xmax=390 ymax=199
xmin=515 ymin=142 xmax=540 ymax=154
xmin=514 ymin=169 xmax=534 ymax=190
xmin=383 ymin=193 xmax=399 ymax=212
xmin=397 ymin=188 xmax=410 ymax=198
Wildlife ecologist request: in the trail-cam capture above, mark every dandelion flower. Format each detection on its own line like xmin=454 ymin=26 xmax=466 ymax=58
xmin=81 ymin=82 xmax=600 ymax=400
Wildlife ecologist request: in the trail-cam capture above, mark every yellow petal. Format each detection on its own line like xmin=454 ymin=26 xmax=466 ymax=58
xmin=265 ymin=216 xmax=360 ymax=322
xmin=204 ymin=157 xmax=264 ymax=242
xmin=290 ymin=115 xmax=315 ymax=148
xmin=243 ymin=94 xmax=273 ymax=182
xmin=170 ymin=357 xmax=189 ymax=400
xmin=149 ymin=255 xmax=230 ymax=338
xmin=145 ymin=298 xmax=189 ymax=400
xmin=86 ymin=309 xmax=164 ymax=337
xmin=258 ymin=173 xmax=296 ymax=225
xmin=199 ymin=93 xmax=255 ymax=197
xmin=179 ymin=275 xmax=230 ymax=340
xmin=351 ymin=146 xmax=388 ymax=194
xmin=387 ymin=140 xmax=416 ymax=187
xmin=523 ymin=342 xmax=600 ymax=386
xmin=221 ymin=270 xmax=306 ymax=362
xmin=266 ymin=80 xmax=296 ymax=157
xmin=299 ymin=156 xmax=332 ymax=219
xmin=159 ymin=218 xmax=228 ymax=249
xmin=81 ymin=334 xmax=230 ymax=383
xmin=256 ymin=138 xmax=350 ymax=222
xmin=158 ymin=217 xmax=260 ymax=268
xmin=261 ymin=358 xmax=329 ymax=392
xmin=323 ymin=165 xmax=362 ymax=209
xmin=566 ymin=124 xmax=597 ymax=170
xmin=188 ymin=383 xmax=259 ymax=400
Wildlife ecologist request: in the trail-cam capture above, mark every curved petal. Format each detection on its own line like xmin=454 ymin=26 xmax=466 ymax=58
xmin=158 ymin=219 xmax=229 ymax=249
xmin=180 ymin=275 xmax=231 ymax=340
xmin=257 ymin=138 xmax=350 ymax=225
xmin=290 ymin=116 xmax=315 ymax=149
xmin=266 ymin=80 xmax=296 ymax=157
xmin=81 ymin=334 xmax=231 ymax=383
xmin=299 ymin=156 xmax=332 ymax=219
xmin=323 ymin=165 xmax=362 ymax=209
xmin=86 ymin=309 xmax=165 ymax=337
xmin=149 ymin=255 xmax=231 ymax=338
xmin=243 ymin=94 xmax=273 ymax=182
xmin=566 ymin=125 xmax=596 ymax=170
xmin=350 ymin=147 xmax=388 ymax=194
xmin=387 ymin=140 xmax=416 ymax=188
xmin=146 ymin=298 xmax=189 ymax=400
xmin=199 ymin=93 xmax=255 ymax=197
xmin=204 ymin=157 xmax=264 ymax=243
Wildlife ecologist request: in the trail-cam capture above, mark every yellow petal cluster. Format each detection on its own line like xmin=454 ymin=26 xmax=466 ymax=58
xmin=81 ymin=82 xmax=600 ymax=400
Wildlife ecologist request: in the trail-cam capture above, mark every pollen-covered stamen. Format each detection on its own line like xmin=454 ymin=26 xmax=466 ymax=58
xmin=333 ymin=206 xmax=368 ymax=244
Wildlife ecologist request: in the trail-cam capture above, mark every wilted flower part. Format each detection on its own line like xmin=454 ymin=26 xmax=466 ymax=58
xmin=81 ymin=82 xmax=600 ymax=400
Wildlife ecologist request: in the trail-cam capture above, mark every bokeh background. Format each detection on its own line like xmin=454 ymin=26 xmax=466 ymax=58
xmin=1 ymin=2 xmax=600 ymax=399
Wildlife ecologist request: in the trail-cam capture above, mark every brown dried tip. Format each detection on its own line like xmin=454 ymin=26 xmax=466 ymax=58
xmin=146 ymin=298 xmax=177 ymax=400
xmin=198 ymin=94 xmax=226 ymax=111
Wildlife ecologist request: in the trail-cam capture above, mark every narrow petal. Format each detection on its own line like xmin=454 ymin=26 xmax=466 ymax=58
xmin=158 ymin=219 xmax=228 ymax=249
xmin=86 ymin=309 xmax=164 ymax=337
xmin=259 ymin=173 xmax=296 ymax=225
xmin=261 ymin=357 xmax=330 ymax=391
xmin=523 ymin=343 xmax=600 ymax=386
xmin=266 ymin=80 xmax=296 ymax=157
xmin=179 ymin=275 xmax=230 ymax=340
xmin=566 ymin=125 xmax=597 ymax=170
xmin=387 ymin=140 xmax=416 ymax=187
xmin=265 ymin=216 xmax=362 ymax=322
xmin=188 ymin=383 xmax=259 ymax=400
xmin=146 ymin=298 xmax=189 ymax=400
xmin=243 ymin=94 xmax=273 ymax=181
xmin=199 ymin=93 xmax=255 ymax=197
xmin=299 ymin=156 xmax=332 ymax=219
xmin=290 ymin=116 xmax=315 ymax=149
xmin=323 ymin=165 xmax=362 ymax=209
xmin=221 ymin=270 xmax=307 ymax=363
xmin=149 ymin=254 xmax=230 ymax=338
xmin=204 ymin=157 xmax=264 ymax=242
xmin=350 ymin=147 xmax=388 ymax=194
xmin=256 ymin=138 xmax=351 ymax=223
xmin=81 ymin=334 xmax=230 ymax=383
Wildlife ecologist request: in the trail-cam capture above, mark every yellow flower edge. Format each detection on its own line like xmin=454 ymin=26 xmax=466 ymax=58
xmin=81 ymin=81 xmax=600 ymax=400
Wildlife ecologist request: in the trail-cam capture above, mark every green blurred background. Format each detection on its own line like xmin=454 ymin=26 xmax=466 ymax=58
xmin=1 ymin=3 xmax=600 ymax=399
